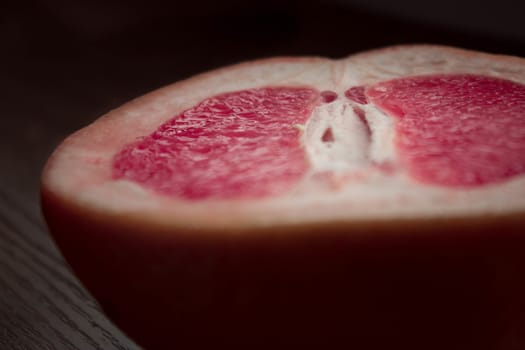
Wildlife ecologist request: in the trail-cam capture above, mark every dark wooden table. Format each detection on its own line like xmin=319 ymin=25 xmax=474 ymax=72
xmin=1 ymin=1 xmax=523 ymax=349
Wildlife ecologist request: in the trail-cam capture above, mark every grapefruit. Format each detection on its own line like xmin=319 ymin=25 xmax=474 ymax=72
xmin=41 ymin=45 xmax=525 ymax=349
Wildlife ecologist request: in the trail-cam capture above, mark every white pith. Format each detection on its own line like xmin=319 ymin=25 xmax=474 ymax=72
xmin=303 ymin=99 xmax=396 ymax=173
xmin=42 ymin=46 xmax=525 ymax=228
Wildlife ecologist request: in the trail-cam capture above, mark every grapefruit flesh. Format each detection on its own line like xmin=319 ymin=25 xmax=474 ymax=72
xmin=113 ymin=87 xmax=318 ymax=199
xmin=320 ymin=90 xmax=338 ymax=103
xmin=367 ymin=74 xmax=525 ymax=186
xmin=344 ymin=85 xmax=368 ymax=104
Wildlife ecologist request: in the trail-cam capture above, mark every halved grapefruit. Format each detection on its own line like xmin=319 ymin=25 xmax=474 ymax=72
xmin=42 ymin=45 xmax=525 ymax=349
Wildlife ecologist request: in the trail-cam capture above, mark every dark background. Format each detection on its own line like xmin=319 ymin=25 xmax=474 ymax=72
xmin=1 ymin=0 xmax=524 ymax=349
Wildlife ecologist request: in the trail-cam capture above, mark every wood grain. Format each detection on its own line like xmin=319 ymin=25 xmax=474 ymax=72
xmin=0 ymin=188 xmax=139 ymax=350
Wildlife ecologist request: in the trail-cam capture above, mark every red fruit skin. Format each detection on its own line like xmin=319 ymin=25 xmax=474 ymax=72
xmin=42 ymin=188 xmax=525 ymax=350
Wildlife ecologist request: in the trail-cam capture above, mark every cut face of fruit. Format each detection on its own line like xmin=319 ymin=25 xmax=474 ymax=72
xmin=111 ymin=74 xmax=525 ymax=200
xmin=42 ymin=46 xmax=525 ymax=226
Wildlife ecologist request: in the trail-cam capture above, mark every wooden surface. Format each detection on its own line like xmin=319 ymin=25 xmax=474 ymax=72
xmin=1 ymin=1 xmax=523 ymax=349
